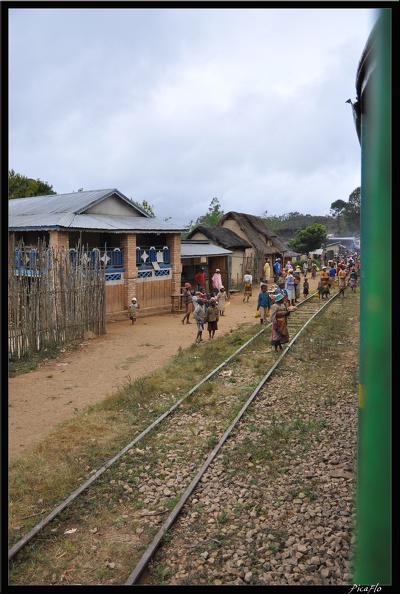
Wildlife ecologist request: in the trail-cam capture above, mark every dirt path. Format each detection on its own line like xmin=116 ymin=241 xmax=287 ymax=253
xmin=8 ymin=277 xmax=320 ymax=459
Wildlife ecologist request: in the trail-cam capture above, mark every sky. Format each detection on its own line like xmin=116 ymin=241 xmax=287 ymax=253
xmin=8 ymin=6 xmax=380 ymax=227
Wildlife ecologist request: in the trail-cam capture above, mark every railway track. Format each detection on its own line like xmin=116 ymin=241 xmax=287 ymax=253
xmin=10 ymin=289 xmax=356 ymax=586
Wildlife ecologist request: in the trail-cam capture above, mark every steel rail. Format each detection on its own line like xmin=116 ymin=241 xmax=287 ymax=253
xmin=9 ymin=291 xmax=334 ymax=562
xmin=125 ymin=292 xmax=339 ymax=584
xmin=8 ymin=317 xmax=266 ymax=559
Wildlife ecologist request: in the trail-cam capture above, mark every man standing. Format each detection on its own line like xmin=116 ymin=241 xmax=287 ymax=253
xmin=194 ymin=267 xmax=206 ymax=292
xmin=273 ymin=258 xmax=281 ymax=282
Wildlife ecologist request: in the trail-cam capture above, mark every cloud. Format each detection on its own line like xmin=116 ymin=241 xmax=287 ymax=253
xmin=8 ymin=7 xmax=378 ymax=225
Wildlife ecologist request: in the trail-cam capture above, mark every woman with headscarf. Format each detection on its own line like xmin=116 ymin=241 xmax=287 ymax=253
xmin=263 ymin=257 xmax=271 ymax=281
xmin=270 ymin=293 xmax=290 ymax=352
xmin=211 ymin=268 xmax=223 ymax=296
xmin=285 ymin=268 xmax=296 ymax=307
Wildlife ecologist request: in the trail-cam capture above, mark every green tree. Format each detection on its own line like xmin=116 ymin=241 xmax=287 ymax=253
xmin=344 ymin=186 xmax=361 ymax=231
xmin=287 ymin=223 xmax=327 ymax=254
xmin=132 ymin=199 xmax=155 ymax=217
xmin=195 ymin=197 xmax=224 ymax=227
xmin=330 ymin=199 xmax=347 ymax=234
xmin=8 ymin=170 xmax=56 ymax=199
xmin=330 ymin=187 xmax=360 ymax=234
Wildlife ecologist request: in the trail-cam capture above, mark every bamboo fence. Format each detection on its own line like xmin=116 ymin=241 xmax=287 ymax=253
xmin=8 ymin=239 xmax=106 ymax=360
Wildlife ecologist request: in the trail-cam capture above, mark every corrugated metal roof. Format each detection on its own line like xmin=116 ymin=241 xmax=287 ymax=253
xmin=9 ymin=189 xmax=150 ymax=216
xmin=9 ymin=213 xmax=185 ymax=233
xmin=180 ymin=243 xmax=233 ymax=258
xmin=9 ymin=189 xmax=186 ymax=233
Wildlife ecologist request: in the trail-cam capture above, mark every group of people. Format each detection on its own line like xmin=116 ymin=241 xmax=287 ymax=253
xmin=317 ymin=259 xmax=359 ymax=299
xmin=181 ymin=274 xmax=230 ymax=342
xmin=130 ymin=255 xmax=359 ymax=351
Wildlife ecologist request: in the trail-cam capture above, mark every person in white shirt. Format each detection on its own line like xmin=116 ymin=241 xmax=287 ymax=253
xmin=243 ymin=270 xmax=253 ymax=302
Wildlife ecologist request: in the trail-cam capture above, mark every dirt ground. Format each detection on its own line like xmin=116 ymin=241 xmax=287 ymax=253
xmin=9 ymin=277 xmax=320 ymax=460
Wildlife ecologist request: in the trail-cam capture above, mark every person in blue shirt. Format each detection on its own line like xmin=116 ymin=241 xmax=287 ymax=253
xmin=273 ymin=258 xmax=281 ymax=282
xmin=256 ymin=284 xmax=271 ymax=325
xmin=328 ymin=263 xmax=337 ymax=289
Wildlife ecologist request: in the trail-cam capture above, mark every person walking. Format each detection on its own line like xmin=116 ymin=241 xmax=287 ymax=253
xmin=349 ymin=268 xmax=358 ymax=292
xmin=243 ymin=269 xmax=253 ymax=302
xmin=321 ymin=278 xmax=330 ymax=299
xmin=311 ymin=262 xmax=317 ymax=279
xmin=181 ymin=282 xmax=194 ymax=324
xmin=194 ymin=267 xmax=206 ymax=293
xmin=204 ymin=297 xmax=219 ymax=340
xmin=216 ymin=286 xmax=229 ymax=316
xmin=303 ymin=261 xmax=308 ymax=277
xmin=320 ymin=266 xmax=330 ymax=286
xmin=317 ymin=278 xmax=324 ymax=300
xmin=285 ymin=268 xmax=296 ymax=307
xmin=328 ymin=263 xmax=337 ymax=288
xmin=263 ymin=257 xmax=271 ymax=282
xmin=293 ymin=269 xmax=301 ymax=303
xmin=256 ymin=283 xmax=271 ymax=325
xmin=211 ymin=268 xmax=223 ymax=296
xmin=128 ymin=297 xmax=140 ymax=325
xmin=193 ymin=297 xmax=206 ymax=343
xmin=273 ymin=258 xmax=281 ymax=282
xmin=303 ymin=277 xmax=309 ymax=299
xmin=338 ymin=265 xmax=347 ymax=298
xmin=270 ymin=293 xmax=290 ymax=353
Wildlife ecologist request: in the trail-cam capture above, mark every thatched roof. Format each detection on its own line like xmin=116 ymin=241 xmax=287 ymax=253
xmin=186 ymin=225 xmax=252 ymax=250
xmin=217 ymin=212 xmax=298 ymax=257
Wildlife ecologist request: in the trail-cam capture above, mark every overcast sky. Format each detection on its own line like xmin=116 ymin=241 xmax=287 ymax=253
xmin=8 ymin=7 xmax=379 ymax=226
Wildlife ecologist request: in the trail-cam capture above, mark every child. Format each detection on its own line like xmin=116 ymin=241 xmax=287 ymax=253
xmin=321 ymin=280 xmax=330 ymax=299
xmin=303 ymin=278 xmax=309 ymax=298
xmin=128 ymin=297 xmax=140 ymax=324
xmin=317 ymin=279 xmax=324 ymax=300
xmin=204 ymin=297 xmax=219 ymax=340
xmin=193 ymin=298 xmax=206 ymax=343
xmin=275 ymin=282 xmax=289 ymax=307
xmin=256 ymin=284 xmax=271 ymax=325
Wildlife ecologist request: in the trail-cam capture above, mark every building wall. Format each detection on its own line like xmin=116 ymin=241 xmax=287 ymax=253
xmin=230 ymin=249 xmax=251 ymax=286
xmin=120 ymin=233 xmax=137 ymax=305
xmin=9 ymin=229 xmax=184 ymax=320
xmin=49 ymin=230 xmax=70 ymax=249
xmin=167 ymin=233 xmax=182 ymax=296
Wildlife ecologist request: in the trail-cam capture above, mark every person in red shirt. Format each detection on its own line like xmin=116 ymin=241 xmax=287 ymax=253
xmin=194 ymin=268 xmax=206 ymax=292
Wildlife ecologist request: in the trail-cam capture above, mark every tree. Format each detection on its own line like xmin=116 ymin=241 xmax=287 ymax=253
xmin=9 ymin=170 xmax=56 ymax=199
xmin=330 ymin=187 xmax=360 ymax=234
xmin=132 ymin=198 xmax=155 ymax=217
xmin=330 ymin=199 xmax=347 ymax=234
xmin=344 ymin=187 xmax=361 ymax=231
xmin=287 ymin=223 xmax=327 ymax=255
xmin=195 ymin=197 xmax=224 ymax=227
